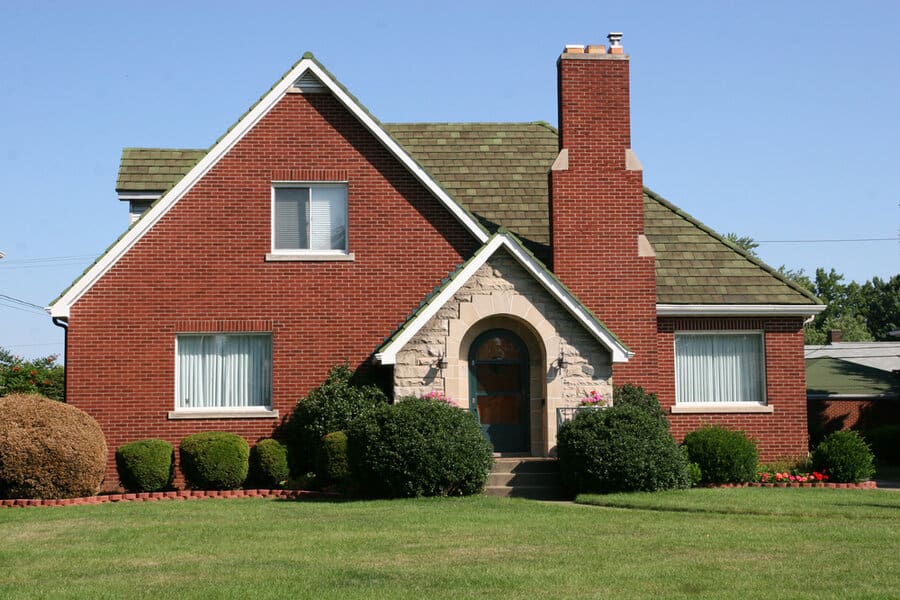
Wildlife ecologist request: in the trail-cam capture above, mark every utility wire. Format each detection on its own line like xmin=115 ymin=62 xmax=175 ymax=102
xmin=757 ymin=237 xmax=897 ymax=243
xmin=0 ymin=293 xmax=48 ymax=316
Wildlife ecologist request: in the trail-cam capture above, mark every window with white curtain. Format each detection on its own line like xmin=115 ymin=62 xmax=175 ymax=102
xmin=675 ymin=332 xmax=766 ymax=404
xmin=273 ymin=184 xmax=347 ymax=252
xmin=176 ymin=334 xmax=272 ymax=410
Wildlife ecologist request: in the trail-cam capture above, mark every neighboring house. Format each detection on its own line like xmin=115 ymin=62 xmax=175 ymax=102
xmin=805 ymin=336 xmax=900 ymax=439
xmin=49 ymin=36 xmax=824 ymax=486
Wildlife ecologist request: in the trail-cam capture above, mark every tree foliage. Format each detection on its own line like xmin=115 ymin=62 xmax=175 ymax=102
xmin=727 ymin=231 xmax=897 ymax=344
xmin=0 ymin=347 xmax=64 ymax=401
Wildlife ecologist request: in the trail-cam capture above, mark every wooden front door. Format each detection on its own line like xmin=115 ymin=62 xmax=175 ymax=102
xmin=468 ymin=329 xmax=530 ymax=453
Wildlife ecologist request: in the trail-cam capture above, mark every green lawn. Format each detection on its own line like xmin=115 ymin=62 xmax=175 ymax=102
xmin=1 ymin=490 xmax=898 ymax=599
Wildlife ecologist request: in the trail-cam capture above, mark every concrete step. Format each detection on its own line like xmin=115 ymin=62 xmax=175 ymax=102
xmin=486 ymin=457 xmax=569 ymax=501
xmin=490 ymin=457 xmax=560 ymax=474
xmin=484 ymin=485 xmax=571 ymax=500
xmin=488 ymin=471 xmax=561 ymax=487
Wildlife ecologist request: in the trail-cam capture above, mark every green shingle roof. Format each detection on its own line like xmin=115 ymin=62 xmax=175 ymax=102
xmin=806 ymin=357 xmax=899 ymax=398
xmin=116 ymin=148 xmax=207 ymax=192
xmin=384 ymin=123 xmax=558 ymax=247
xmin=115 ymin=123 xmax=819 ymax=306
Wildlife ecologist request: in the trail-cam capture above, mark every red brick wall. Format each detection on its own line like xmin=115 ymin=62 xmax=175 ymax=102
xmin=657 ymin=317 xmax=809 ymax=461
xmin=551 ymin=53 xmax=658 ymax=390
xmin=67 ymin=92 xmax=477 ymax=488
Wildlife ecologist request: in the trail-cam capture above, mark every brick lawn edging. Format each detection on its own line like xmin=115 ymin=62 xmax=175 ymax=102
xmin=0 ymin=489 xmax=340 ymax=509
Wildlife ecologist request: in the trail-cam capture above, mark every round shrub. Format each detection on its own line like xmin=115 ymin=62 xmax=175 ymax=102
xmin=179 ymin=432 xmax=249 ymax=490
xmin=0 ymin=393 xmax=107 ymax=499
xmin=812 ymin=430 xmax=875 ymax=483
xmin=115 ymin=439 xmax=174 ymax=493
xmin=286 ymin=365 xmax=388 ymax=474
xmin=557 ymin=404 xmax=690 ymax=494
xmin=863 ymin=425 xmax=900 ymax=465
xmin=347 ymin=397 xmax=493 ymax=498
xmin=248 ymin=438 xmax=289 ymax=488
xmin=682 ymin=425 xmax=758 ymax=484
xmin=613 ymin=383 xmax=666 ymax=422
xmin=318 ymin=431 xmax=349 ymax=483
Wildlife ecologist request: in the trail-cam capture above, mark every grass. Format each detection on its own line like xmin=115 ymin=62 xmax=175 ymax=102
xmin=1 ymin=489 xmax=898 ymax=599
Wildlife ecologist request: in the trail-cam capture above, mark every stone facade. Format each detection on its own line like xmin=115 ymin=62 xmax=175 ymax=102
xmin=394 ymin=250 xmax=613 ymax=455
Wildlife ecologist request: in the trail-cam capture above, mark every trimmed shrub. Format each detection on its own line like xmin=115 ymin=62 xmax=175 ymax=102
xmin=347 ymin=397 xmax=493 ymax=497
xmin=682 ymin=425 xmax=758 ymax=484
xmin=179 ymin=432 xmax=249 ymax=490
xmin=613 ymin=383 xmax=666 ymax=421
xmin=248 ymin=439 xmax=289 ymax=488
xmin=318 ymin=431 xmax=349 ymax=483
xmin=115 ymin=439 xmax=174 ymax=493
xmin=812 ymin=430 xmax=875 ymax=483
xmin=863 ymin=425 xmax=900 ymax=465
xmin=0 ymin=393 xmax=107 ymax=499
xmin=682 ymin=447 xmax=702 ymax=487
xmin=286 ymin=365 xmax=388 ymax=474
xmin=557 ymin=404 xmax=690 ymax=494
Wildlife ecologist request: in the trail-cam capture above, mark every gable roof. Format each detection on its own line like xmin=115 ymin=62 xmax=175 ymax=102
xmin=109 ymin=109 xmax=821 ymax=311
xmin=374 ymin=231 xmax=632 ymax=364
xmin=49 ymin=55 xmax=489 ymax=318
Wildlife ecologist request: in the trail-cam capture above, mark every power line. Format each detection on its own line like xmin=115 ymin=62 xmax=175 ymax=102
xmin=0 ymin=293 xmax=48 ymax=316
xmin=757 ymin=237 xmax=897 ymax=244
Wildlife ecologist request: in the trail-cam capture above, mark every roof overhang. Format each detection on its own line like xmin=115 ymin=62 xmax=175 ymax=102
xmin=48 ymin=56 xmax=489 ymax=319
xmin=657 ymin=304 xmax=826 ymax=317
xmin=375 ymin=232 xmax=633 ymax=365
xmin=117 ymin=191 xmax=162 ymax=202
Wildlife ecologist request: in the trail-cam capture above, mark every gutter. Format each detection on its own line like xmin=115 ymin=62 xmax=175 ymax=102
xmin=51 ymin=317 xmax=68 ymax=403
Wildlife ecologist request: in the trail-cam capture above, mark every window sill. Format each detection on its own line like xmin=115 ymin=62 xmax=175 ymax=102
xmin=670 ymin=404 xmax=774 ymax=414
xmin=265 ymin=252 xmax=355 ymax=262
xmin=167 ymin=409 xmax=280 ymax=420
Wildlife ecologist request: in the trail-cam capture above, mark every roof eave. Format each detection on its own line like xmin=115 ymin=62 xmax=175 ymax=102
xmin=657 ymin=303 xmax=827 ymax=317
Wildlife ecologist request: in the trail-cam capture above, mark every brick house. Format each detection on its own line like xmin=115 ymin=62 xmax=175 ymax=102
xmin=49 ymin=35 xmax=824 ymax=485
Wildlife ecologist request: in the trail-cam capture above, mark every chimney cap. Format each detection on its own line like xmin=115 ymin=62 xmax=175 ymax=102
xmin=607 ymin=32 xmax=624 ymax=47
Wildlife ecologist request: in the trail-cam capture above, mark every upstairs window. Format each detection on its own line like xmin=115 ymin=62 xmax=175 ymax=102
xmin=675 ymin=332 xmax=766 ymax=405
xmin=273 ymin=184 xmax=347 ymax=253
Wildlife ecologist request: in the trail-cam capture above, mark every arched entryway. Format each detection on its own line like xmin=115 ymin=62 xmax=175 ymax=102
xmin=468 ymin=329 xmax=530 ymax=453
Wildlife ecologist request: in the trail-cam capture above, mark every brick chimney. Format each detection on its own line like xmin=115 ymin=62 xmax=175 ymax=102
xmin=550 ymin=33 xmax=657 ymax=389
xmin=827 ymin=329 xmax=842 ymax=344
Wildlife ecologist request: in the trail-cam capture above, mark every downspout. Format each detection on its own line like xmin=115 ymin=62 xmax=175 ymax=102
xmin=51 ymin=317 xmax=68 ymax=402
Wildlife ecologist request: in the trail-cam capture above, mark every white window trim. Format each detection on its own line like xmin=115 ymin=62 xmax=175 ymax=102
xmin=171 ymin=332 xmax=275 ymax=418
xmin=672 ymin=330 xmax=770 ymax=412
xmin=269 ymin=181 xmax=352 ymax=261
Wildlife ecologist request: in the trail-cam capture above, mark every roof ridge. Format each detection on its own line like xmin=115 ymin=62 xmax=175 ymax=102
xmin=643 ymin=187 xmax=821 ymax=305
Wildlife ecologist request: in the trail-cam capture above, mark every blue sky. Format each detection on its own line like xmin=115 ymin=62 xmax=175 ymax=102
xmin=1 ymin=1 xmax=897 ymax=360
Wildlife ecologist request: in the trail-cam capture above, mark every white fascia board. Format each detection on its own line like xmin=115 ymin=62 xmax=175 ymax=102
xmin=376 ymin=234 xmax=632 ymax=365
xmin=117 ymin=192 xmax=162 ymax=201
xmin=49 ymin=59 xmax=488 ymax=319
xmin=656 ymin=304 xmax=826 ymax=317
xmin=501 ymin=237 xmax=632 ymax=363
xmin=376 ymin=236 xmax=506 ymax=365
xmin=311 ymin=61 xmax=489 ymax=246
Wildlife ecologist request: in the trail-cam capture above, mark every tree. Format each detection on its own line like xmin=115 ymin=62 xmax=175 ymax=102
xmin=861 ymin=275 xmax=900 ymax=341
xmin=724 ymin=232 xmax=759 ymax=257
xmin=0 ymin=348 xmax=65 ymax=401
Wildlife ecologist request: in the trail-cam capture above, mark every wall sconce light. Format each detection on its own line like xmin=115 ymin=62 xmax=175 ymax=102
xmin=437 ymin=352 xmax=448 ymax=370
xmin=556 ymin=349 xmax=567 ymax=370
